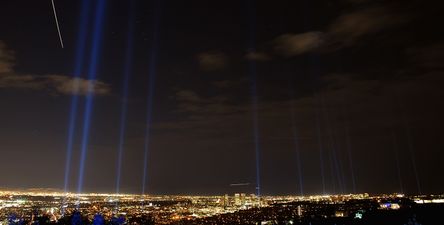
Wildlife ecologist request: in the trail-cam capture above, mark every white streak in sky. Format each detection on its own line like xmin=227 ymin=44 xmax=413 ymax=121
xmin=51 ymin=0 xmax=64 ymax=48
xmin=229 ymin=183 xmax=250 ymax=186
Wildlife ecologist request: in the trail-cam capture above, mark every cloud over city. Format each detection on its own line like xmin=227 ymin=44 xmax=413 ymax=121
xmin=0 ymin=41 xmax=111 ymax=96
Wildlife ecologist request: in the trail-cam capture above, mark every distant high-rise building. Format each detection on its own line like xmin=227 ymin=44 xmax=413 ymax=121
xmin=223 ymin=194 xmax=230 ymax=207
xmin=234 ymin=193 xmax=241 ymax=206
xmin=240 ymin=193 xmax=246 ymax=205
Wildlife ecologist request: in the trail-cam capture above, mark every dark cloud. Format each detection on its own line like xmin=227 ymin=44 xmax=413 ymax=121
xmin=0 ymin=41 xmax=14 ymax=73
xmin=173 ymin=89 xmax=236 ymax=114
xmin=0 ymin=41 xmax=111 ymax=96
xmin=0 ymin=73 xmax=111 ymax=97
xmin=197 ymin=52 xmax=228 ymax=71
xmin=44 ymin=75 xmax=111 ymax=96
xmin=175 ymin=90 xmax=206 ymax=103
xmin=211 ymin=79 xmax=247 ymax=89
xmin=245 ymin=51 xmax=271 ymax=61
xmin=345 ymin=0 xmax=372 ymax=4
xmin=273 ymin=32 xmax=325 ymax=56
xmin=406 ymin=43 xmax=444 ymax=69
xmin=271 ymin=4 xmax=409 ymax=57
xmin=328 ymin=6 xmax=408 ymax=46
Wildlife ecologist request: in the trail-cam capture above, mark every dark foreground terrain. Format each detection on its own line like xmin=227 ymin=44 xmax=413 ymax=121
xmin=6 ymin=202 xmax=443 ymax=225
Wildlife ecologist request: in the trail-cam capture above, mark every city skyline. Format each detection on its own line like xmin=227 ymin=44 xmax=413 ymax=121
xmin=0 ymin=190 xmax=442 ymax=224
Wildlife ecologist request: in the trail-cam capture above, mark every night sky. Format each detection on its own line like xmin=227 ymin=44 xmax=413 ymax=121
xmin=0 ymin=0 xmax=443 ymax=195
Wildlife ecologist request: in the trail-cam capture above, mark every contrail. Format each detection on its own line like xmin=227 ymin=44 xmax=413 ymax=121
xmin=51 ymin=0 xmax=64 ymax=48
xmin=229 ymin=183 xmax=250 ymax=187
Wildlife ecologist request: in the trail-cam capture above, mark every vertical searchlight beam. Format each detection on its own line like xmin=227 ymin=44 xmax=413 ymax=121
xmin=398 ymin=102 xmax=422 ymax=195
xmin=314 ymin=92 xmax=326 ymax=194
xmin=142 ymin=0 xmax=162 ymax=196
xmin=63 ymin=0 xmax=92 ymax=196
xmin=391 ymin=131 xmax=404 ymax=194
xmin=77 ymin=0 xmax=107 ymax=198
xmin=115 ymin=0 xmax=137 ymax=197
xmin=344 ymin=107 xmax=357 ymax=194
xmin=247 ymin=0 xmax=262 ymax=197
xmin=289 ymin=86 xmax=304 ymax=196
xmin=291 ymin=115 xmax=304 ymax=196
xmin=345 ymin=124 xmax=356 ymax=193
xmin=301 ymin=0 xmax=327 ymax=195
xmin=320 ymin=90 xmax=346 ymax=194
xmin=314 ymin=94 xmax=326 ymax=195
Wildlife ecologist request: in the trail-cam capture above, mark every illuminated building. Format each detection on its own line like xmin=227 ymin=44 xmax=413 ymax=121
xmin=234 ymin=193 xmax=241 ymax=206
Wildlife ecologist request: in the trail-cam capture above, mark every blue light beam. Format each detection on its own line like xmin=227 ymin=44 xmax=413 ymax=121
xmin=391 ymin=131 xmax=404 ymax=193
xmin=301 ymin=0 xmax=327 ymax=195
xmin=314 ymin=92 xmax=326 ymax=194
xmin=291 ymin=123 xmax=304 ymax=196
xmin=399 ymin=104 xmax=422 ymax=194
xmin=344 ymin=120 xmax=357 ymax=194
xmin=115 ymin=0 xmax=137 ymax=197
xmin=343 ymin=106 xmax=357 ymax=194
xmin=247 ymin=0 xmax=262 ymax=197
xmin=321 ymin=94 xmax=346 ymax=194
xmin=76 ymin=0 xmax=107 ymax=198
xmin=141 ymin=0 xmax=162 ymax=196
xmin=63 ymin=0 xmax=92 ymax=195
xmin=289 ymin=86 xmax=304 ymax=196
